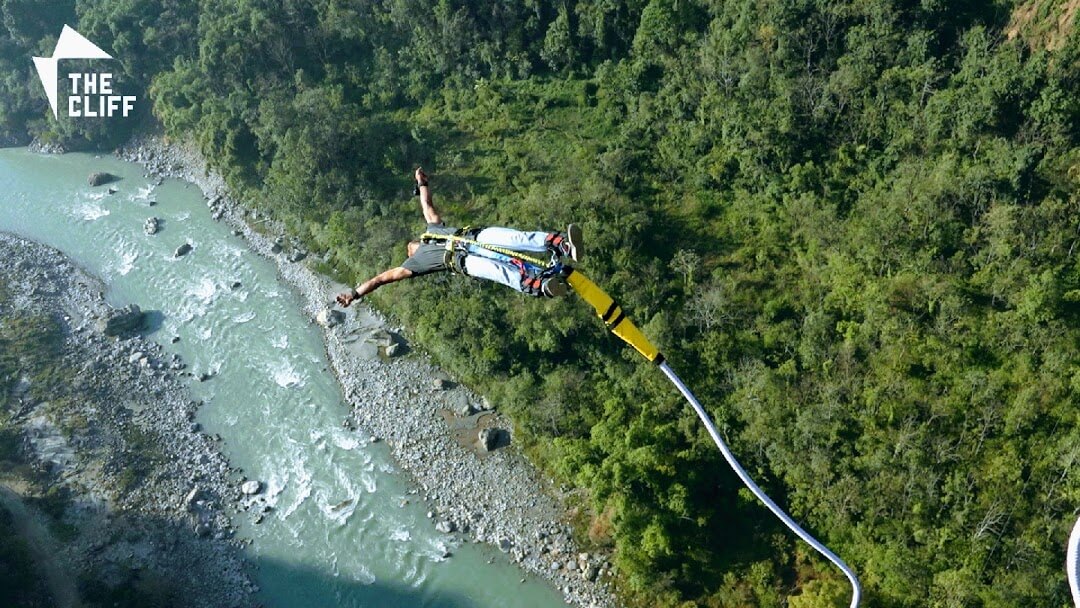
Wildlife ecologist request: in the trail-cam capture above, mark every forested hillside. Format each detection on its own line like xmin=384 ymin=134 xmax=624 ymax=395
xmin=2 ymin=1 xmax=1079 ymax=606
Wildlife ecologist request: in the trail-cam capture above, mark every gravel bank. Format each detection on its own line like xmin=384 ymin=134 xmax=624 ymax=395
xmin=116 ymin=135 xmax=618 ymax=608
xmin=0 ymin=232 xmax=256 ymax=607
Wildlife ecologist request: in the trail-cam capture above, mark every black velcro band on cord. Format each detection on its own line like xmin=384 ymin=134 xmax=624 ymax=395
xmin=602 ymin=301 xmax=618 ymax=323
xmin=607 ymin=311 xmax=626 ymax=330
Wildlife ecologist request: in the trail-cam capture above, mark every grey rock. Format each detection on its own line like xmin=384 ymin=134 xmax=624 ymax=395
xmin=97 ymin=304 xmax=145 ymax=337
xmin=144 ymin=217 xmax=159 ymax=235
xmin=479 ymin=427 xmax=500 ymax=452
xmin=88 ymin=172 xmax=118 ymax=187
xmin=174 ymin=242 xmax=193 ymax=257
xmin=370 ymin=330 xmax=395 ymax=348
xmin=183 ymin=487 xmax=202 ymax=512
xmin=432 ymin=378 xmax=450 ymax=391
xmin=435 ymin=520 xmax=456 ymax=534
xmin=240 ymin=480 xmax=262 ymax=495
xmin=288 ymin=250 xmax=307 ymax=263
xmin=316 ymin=308 xmax=345 ymax=328
xmin=384 ymin=342 xmax=402 ymax=358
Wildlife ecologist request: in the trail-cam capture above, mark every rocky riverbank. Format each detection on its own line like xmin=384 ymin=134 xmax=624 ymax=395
xmin=0 ymin=232 xmax=256 ymax=606
xmin=116 ymin=135 xmax=618 ymax=608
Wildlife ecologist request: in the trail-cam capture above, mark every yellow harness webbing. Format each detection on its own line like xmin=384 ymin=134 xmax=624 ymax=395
xmin=419 ymin=231 xmax=551 ymax=267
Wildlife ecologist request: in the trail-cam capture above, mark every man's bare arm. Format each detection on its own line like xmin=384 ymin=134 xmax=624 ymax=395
xmin=336 ymin=266 xmax=414 ymax=307
xmin=415 ymin=167 xmax=441 ymax=224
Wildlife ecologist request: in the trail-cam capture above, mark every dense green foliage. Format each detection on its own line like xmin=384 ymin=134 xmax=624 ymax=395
xmin=3 ymin=2 xmax=1080 ymax=606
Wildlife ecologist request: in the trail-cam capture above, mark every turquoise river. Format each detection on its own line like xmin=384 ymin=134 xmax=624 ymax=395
xmin=0 ymin=147 xmax=567 ymax=608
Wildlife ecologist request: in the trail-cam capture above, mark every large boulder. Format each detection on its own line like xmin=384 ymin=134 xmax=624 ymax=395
xmin=240 ymin=480 xmax=262 ymax=495
xmin=88 ymin=172 xmax=118 ymax=187
xmin=97 ymin=304 xmax=145 ymax=337
xmin=316 ymin=308 xmax=344 ymax=328
xmin=174 ymin=243 xmax=193 ymax=257
xmin=370 ymin=330 xmax=395 ymax=348
xmin=479 ymin=427 xmax=503 ymax=452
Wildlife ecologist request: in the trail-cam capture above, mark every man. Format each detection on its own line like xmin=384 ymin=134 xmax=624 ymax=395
xmin=336 ymin=168 xmax=582 ymax=307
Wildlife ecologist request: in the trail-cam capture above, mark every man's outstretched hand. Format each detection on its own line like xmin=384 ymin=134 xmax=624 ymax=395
xmin=414 ymin=167 xmax=428 ymax=186
xmin=336 ymin=290 xmax=360 ymax=308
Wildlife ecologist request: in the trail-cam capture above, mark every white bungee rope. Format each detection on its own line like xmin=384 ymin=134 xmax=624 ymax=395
xmin=1069 ymin=513 xmax=1080 ymax=607
xmin=658 ymin=361 xmax=862 ymax=608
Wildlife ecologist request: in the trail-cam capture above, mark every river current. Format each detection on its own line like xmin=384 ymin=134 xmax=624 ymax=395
xmin=0 ymin=148 xmax=566 ymax=607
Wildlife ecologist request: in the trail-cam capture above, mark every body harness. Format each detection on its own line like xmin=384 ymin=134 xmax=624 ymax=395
xmin=419 ymin=227 xmax=567 ymax=297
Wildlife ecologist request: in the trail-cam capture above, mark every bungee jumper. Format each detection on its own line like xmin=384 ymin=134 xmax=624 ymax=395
xmin=336 ymin=168 xmax=583 ymax=306
xmin=334 ymin=167 xmax=862 ymax=608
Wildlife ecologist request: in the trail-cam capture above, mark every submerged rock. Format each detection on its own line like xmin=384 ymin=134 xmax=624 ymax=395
xmin=174 ymin=242 xmax=193 ymax=257
xmin=88 ymin=171 xmax=118 ymax=187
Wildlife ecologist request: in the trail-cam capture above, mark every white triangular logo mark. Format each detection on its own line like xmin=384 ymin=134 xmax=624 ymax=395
xmin=32 ymin=25 xmax=113 ymax=118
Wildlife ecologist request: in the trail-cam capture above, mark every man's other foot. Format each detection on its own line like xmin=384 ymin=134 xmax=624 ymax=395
xmin=565 ymin=223 xmax=583 ymax=262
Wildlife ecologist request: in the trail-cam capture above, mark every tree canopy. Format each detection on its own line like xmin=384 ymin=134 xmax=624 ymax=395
xmin=2 ymin=1 xmax=1079 ymax=605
